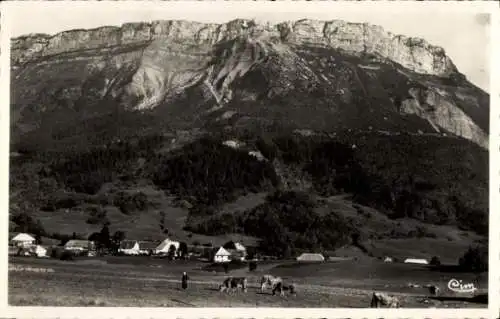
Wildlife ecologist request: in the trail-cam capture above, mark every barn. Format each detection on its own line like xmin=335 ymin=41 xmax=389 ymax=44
xmin=404 ymin=258 xmax=429 ymax=265
xmin=296 ymin=253 xmax=325 ymax=262
xmin=155 ymin=238 xmax=180 ymax=256
xmin=64 ymin=240 xmax=96 ymax=256
xmin=10 ymin=233 xmax=36 ymax=248
xmin=214 ymin=247 xmax=231 ymax=263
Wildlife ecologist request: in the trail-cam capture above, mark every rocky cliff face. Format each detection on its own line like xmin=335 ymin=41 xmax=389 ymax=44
xmin=10 ymin=19 xmax=488 ymax=150
xmin=12 ymin=19 xmax=457 ymax=76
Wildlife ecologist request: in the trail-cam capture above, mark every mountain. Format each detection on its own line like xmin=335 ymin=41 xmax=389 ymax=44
xmin=9 ymin=19 xmax=489 ymax=261
xmin=11 ymin=19 xmax=489 ymax=150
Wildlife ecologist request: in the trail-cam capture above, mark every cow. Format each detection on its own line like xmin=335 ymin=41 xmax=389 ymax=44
xmin=260 ymin=274 xmax=283 ymax=292
xmin=370 ymin=292 xmax=400 ymax=308
xmin=219 ymin=277 xmax=248 ymax=294
xmin=272 ymin=281 xmax=297 ymax=296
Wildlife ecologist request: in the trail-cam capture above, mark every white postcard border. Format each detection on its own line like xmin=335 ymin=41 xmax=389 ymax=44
xmin=0 ymin=1 xmax=498 ymax=318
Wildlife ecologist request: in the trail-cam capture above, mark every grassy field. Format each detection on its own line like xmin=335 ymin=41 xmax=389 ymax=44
xmin=9 ymin=256 xmax=487 ymax=308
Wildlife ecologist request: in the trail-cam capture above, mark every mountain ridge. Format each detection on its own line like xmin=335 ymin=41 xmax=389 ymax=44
xmin=10 ymin=18 xmax=489 ymax=150
xmin=12 ymin=18 xmax=458 ymax=77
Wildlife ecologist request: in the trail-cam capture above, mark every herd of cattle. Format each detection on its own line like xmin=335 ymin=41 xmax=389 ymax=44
xmin=218 ymin=274 xmax=296 ymax=296
xmin=216 ymin=274 xmax=441 ymax=308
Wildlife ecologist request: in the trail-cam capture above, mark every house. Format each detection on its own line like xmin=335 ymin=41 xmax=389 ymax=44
xmin=138 ymin=241 xmax=158 ymax=255
xmin=154 ymin=238 xmax=180 ymax=256
xmin=118 ymin=240 xmax=141 ymax=255
xmin=234 ymin=242 xmax=247 ymax=254
xmin=214 ymin=246 xmax=231 ymax=263
xmin=296 ymin=253 xmax=325 ymax=262
xmin=10 ymin=233 xmax=36 ymax=248
xmin=384 ymin=256 xmax=393 ymax=263
xmin=33 ymin=245 xmax=47 ymax=258
xmin=223 ymin=241 xmax=247 ymax=261
xmin=64 ymin=240 xmax=96 ymax=255
xmin=227 ymin=249 xmax=246 ymax=261
xmin=404 ymin=258 xmax=429 ymax=265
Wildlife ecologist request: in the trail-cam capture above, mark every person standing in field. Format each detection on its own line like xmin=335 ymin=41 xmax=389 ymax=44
xmin=181 ymin=272 xmax=189 ymax=290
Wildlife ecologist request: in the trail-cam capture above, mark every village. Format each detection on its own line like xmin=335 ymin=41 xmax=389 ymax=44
xmin=8 ymin=231 xmax=489 ymax=308
xmin=9 ymin=231 xmax=436 ymax=266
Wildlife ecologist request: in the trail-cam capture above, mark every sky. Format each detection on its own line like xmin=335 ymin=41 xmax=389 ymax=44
xmin=4 ymin=2 xmax=492 ymax=92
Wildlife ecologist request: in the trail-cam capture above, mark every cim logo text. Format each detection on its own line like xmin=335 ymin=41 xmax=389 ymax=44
xmin=447 ymin=279 xmax=477 ymax=293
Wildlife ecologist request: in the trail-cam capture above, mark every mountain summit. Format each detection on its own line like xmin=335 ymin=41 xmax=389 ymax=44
xmin=11 ymin=19 xmax=488 ymax=150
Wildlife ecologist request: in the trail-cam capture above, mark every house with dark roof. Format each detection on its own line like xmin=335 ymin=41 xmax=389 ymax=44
xmin=223 ymin=241 xmax=247 ymax=261
xmin=64 ymin=240 xmax=96 ymax=256
xmin=137 ymin=241 xmax=158 ymax=255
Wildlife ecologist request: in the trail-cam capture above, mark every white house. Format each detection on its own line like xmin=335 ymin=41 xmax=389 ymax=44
xmin=10 ymin=233 xmax=36 ymax=247
xmin=232 ymin=242 xmax=248 ymax=261
xmin=404 ymin=258 xmax=429 ymax=265
xmin=214 ymin=246 xmax=231 ymax=263
xmin=248 ymin=151 xmax=266 ymax=161
xmin=11 ymin=233 xmax=36 ymax=247
xmin=222 ymin=140 xmax=241 ymax=149
xmin=296 ymin=253 xmax=325 ymax=262
xmin=155 ymin=238 xmax=180 ymax=256
xmin=33 ymin=245 xmax=47 ymax=258
xmin=234 ymin=242 xmax=245 ymax=250
xmin=118 ymin=240 xmax=141 ymax=255
xmin=384 ymin=256 xmax=393 ymax=263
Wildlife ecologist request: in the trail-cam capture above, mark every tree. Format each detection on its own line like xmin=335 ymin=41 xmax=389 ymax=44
xmin=159 ymin=211 xmax=166 ymax=231
xmin=88 ymin=232 xmax=102 ymax=254
xmin=459 ymin=246 xmax=488 ymax=272
xmin=99 ymin=224 xmax=111 ymax=250
xmin=179 ymin=242 xmax=188 ymax=259
xmin=113 ymin=230 xmax=126 ymax=243
xmin=35 ymin=233 xmax=42 ymax=245
xmin=430 ymin=256 xmax=441 ymax=267
xmin=249 ymin=261 xmax=257 ymax=271
xmin=112 ymin=230 xmax=126 ymax=254
xmin=88 ymin=232 xmax=100 ymax=242
xmin=11 ymin=213 xmax=46 ymax=237
xmin=167 ymin=245 xmax=177 ymax=260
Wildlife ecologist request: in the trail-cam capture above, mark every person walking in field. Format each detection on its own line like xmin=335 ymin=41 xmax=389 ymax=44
xmin=181 ymin=272 xmax=189 ymax=290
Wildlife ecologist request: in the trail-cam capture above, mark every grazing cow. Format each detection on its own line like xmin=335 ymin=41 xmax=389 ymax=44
xmin=272 ymin=281 xmax=297 ymax=296
xmin=219 ymin=277 xmax=232 ymax=292
xmin=428 ymin=285 xmax=440 ymax=296
xmin=260 ymin=274 xmax=283 ymax=292
xmin=370 ymin=292 xmax=400 ymax=308
xmin=219 ymin=277 xmax=248 ymax=294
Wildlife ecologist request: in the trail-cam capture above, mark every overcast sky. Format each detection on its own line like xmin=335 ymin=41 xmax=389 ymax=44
xmin=4 ymin=2 xmax=492 ymax=92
